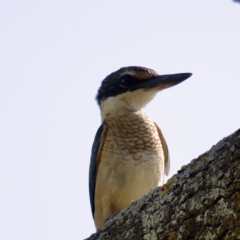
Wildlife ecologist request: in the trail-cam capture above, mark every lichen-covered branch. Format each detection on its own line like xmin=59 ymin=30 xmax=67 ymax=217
xmin=86 ymin=129 xmax=240 ymax=240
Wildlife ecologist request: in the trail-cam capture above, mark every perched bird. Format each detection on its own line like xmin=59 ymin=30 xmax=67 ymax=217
xmin=89 ymin=66 xmax=191 ymax=229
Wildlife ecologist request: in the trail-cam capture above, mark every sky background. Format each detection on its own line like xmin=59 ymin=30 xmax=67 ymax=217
xmin=1 ymin=1 xmax=240 ymax=239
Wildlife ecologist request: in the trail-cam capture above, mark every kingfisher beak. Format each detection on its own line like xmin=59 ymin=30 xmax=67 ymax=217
xmin=130 ymin=73 xmax=192 ymax=91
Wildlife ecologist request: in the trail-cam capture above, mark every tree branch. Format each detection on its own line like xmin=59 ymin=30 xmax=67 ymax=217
xmin=86 ymin=128 xmax=240 ymax=239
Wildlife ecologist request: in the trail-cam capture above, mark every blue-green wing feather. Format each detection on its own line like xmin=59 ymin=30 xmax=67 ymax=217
xmin=89 ymin=124 xmax=104 ymax=217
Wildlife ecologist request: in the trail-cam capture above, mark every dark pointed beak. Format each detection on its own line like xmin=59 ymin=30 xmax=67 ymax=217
xmin=130 ymin=73 xmax=192 ymax=91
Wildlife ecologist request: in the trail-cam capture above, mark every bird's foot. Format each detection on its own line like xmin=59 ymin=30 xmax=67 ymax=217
xmin=104 ymin=212 xmax=119 ymax=224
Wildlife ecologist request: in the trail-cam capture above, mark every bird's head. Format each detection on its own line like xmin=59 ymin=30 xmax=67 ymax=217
xmin=96 ymin=66 xmax=192 ymax=121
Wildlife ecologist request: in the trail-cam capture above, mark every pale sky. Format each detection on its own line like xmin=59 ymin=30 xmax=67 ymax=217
xmin=1 ymin=1 xmax=240 ymax=239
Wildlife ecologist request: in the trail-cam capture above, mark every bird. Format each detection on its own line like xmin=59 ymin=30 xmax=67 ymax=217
xmin=89 ymin=66 xmax=192 ymax=229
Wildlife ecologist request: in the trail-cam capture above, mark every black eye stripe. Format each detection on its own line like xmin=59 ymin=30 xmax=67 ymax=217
xmin=95 ymin=67 xmax=159 ymax=105
xmin=119 ymin=75 xmax=135 ymax=88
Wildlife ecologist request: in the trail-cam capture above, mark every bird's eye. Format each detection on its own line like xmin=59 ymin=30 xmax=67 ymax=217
xmin=119 ymin=76 xmax=134 ymax=88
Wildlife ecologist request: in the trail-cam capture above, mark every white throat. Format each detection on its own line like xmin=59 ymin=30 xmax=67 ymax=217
xmin=100 ymin=89 xmax=158 ymax=122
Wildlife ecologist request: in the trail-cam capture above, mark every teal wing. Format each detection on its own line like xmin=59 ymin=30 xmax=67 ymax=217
xmin=89 ymin=123 xmax=107 ymax=217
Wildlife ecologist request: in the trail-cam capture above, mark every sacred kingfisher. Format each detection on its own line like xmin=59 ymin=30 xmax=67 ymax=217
xmin=89 ymin=66 xmax=192 ymax=229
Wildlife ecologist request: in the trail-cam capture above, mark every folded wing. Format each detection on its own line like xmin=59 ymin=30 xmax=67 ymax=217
xmin=154 ymin=122 xmax=170 ymax=176
xmin=89 ymin=123 xmax=107 ymax=217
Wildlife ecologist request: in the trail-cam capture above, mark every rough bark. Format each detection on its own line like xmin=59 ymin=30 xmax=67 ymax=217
xmin=86 ymin=129 xmax=240 ymax=240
